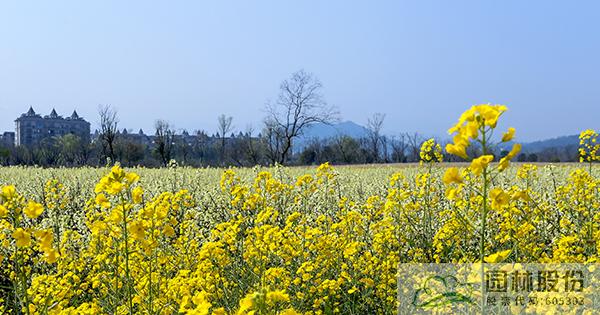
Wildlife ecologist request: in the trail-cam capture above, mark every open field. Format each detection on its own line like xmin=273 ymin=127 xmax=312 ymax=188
xmin=1 ymin=104 xmax=599 ymax=314
xmin=2 ymin=0 xmax=599 ymax=312
xmin=0 ymin=160 xmax=599 ymax=314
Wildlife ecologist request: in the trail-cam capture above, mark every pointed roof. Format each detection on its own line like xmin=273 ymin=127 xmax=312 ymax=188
xmin=49 ymin=108 xmax=58 ymax=118
xmin=138 ymin=129 xmax=144 ymax=135
xmin=122 ymin=128 xmax=128 ymax=134
xmin=27 ymin=106 xmax=36 ymax=116
xmin=70 ymin=110 xmax=79 ymax=119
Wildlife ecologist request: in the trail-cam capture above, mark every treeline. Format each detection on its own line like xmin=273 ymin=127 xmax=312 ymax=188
xmin=0 ymin=128 xmax=429 ymax=167
xmin=0 ymin=133 xmax=390 ymax=168
xmin=0 ymin=127 xmax=580 ymax=168
xmin=0 ymin=70 xmax=580 ymax=167
xmin=0 ymin=131 xmax=268 ymax=167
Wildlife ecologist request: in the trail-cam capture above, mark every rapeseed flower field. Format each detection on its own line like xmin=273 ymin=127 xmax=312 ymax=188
xmin=0 ymin=105 xmax=598 ymax=314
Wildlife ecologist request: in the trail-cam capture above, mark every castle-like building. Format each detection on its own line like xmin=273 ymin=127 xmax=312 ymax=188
xmin=15 ymin=107 xmax=90 ymax=146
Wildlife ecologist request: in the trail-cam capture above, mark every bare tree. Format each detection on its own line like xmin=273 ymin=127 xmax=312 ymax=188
xmin=243 ymin=125 xmax=261 ymax=165
xmin=57 ymin=134 xmax=89 ymax=166
xmin=406 ymin=132 xmax=424 ymax=162
xmin=115 ymin=138 xmax=145 ymax=166
xmin=333 ymin=135 xmax=363 ymax=164
xmin=154 ymin=120 xmax=175 ymax=167
xmin=263 ymin=120 xmax=283 ymax=164
xmin=217 ymin=114 xmax=234 ymax=164
xmin=191 ymin=130 xmax=211 ymax=166
xmin=98 ymin=105 xmax=119 ymax=164
xmin=381 ymin=135 xmax=390 ymax=163
xmin=390 ymin=134 xmax=409 ymax=163
xmin=366 ymin=113 xmax=385 ymax=163
xmin=177 ymin=130 xmax=192 ymax=165
xmin=264 ymin=70 xmax=338 ymax=164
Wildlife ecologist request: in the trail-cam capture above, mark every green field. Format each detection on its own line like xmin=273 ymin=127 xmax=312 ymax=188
xmin=0 ymin=162 xmax=598 ymax=313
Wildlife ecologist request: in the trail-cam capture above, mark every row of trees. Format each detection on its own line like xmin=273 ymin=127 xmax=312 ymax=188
xmin=0 ymin=128 xmax=579 ymax=167
xmin=0 ymin=70 xmax=580 ymax=167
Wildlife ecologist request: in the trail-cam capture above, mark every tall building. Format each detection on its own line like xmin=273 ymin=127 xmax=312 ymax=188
xmin=15 ymin=107 xmax=91 ymax=146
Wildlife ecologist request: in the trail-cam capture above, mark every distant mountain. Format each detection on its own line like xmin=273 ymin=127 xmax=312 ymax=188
xmin=302 ymin=121 xmax=369 ymax=139
xmin=520 ymin=135 xmax=579 ymax=153
xmin=297 ymin=121 xmax=584 ymax=156
xmin=296 ymin=121 xmax=369 ymax=149
xmin=497 ymin=135 xmax=579 ymax=153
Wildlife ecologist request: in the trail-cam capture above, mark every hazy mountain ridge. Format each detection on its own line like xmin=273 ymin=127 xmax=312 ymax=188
xmin=519 ymin=135 xmax=579 ymax=153
xmin=497 ymin=135 xmax=580 ymax=154
xmin=300 ymin=121 xmax=585 ymax=154
xmin=301 ymin=121 xmax=369 ymax=139
xmin=296 ymin=121 xmax=369 ymax=149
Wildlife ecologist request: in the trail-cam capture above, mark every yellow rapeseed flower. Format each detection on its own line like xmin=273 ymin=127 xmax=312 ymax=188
xmin=476 ymin=104 xmax=507 ymax=128
xmin=132 ymin=186 xmax=144 ymax=204
xmin=470 ymin=155 xmax=494 ymax=176
xmin=163 ymin=225 xmax=175 ymax=237
xmin=484 ymin=249 xmax=511 ymax=263
xmin=501 ymin=127 xmax=515 ymax=142
xmin=498 ymin=143 xmax=521 ymax=171
xmin=13 ymin=228 xmax=31 ymax=248
xmin=95 ymin=193 xmax=111 ymax=208
xmin=238 ymin=293 xmax=255 ymax=313
xmin=445 ymin=186 xmax=461 ymax=200
xmin=266 ymin=290 xmax=290 ymax=303
xmin=128 ymin=220 xmax=145 ymax=241
xmin=1 ymin=185 xmax=16 ymax=201
xmin=35 ymin=229 xmax=53 ymax=250
xmin=445 ymin=143 xmax=467 ymax=159
xmin=446 ymin=104 xmax=508 ymax=160
xmin=579 ymin=129 xmax=599 ymax=163
xmin=43 ymin=248 xmax=59 ymax=263
xmin=490 ymin=188 xmax=510 ymax=210
xmin=106 ymin=181 xmax=124 ymax=195
xmin=126 ymin=172 xmax=140 ymax=185
xmin=419 ymin=138 xmax=443 ymax=163
xmin=442 ymin=167 xmax=463 ymax=185
xmin=24 ymin=201 xmax=44 ymax=219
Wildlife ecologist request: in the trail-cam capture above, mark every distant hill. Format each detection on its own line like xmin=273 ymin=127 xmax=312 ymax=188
xmin=296 ymin=121 xmax=369 ymax=149
xmin=521 ymin=135 xmax=579 ymax=153
xmin=493 ymin=134 xmax=582 ymax=162
xmin=297 ymin=121 xmax=585 ymax=158
xmin=498 ymin=135 xmax=579 ymax=153
xmin=300 ymin=121 xmax=368 ymax=139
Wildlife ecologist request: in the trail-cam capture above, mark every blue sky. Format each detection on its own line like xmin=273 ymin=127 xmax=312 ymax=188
xmin=0 ymin=1 xmax=598 ymax=141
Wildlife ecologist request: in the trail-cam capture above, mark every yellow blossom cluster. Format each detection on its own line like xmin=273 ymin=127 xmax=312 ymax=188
xmin=2 ymin=164 xmax=399 ymax=314
xmin=0 ymin=105 xmax=598 ymax=314
xmin=446 ymin=104 xmax=507 ymax=159
xmin=579 ymin=129 xmax=599 ymax=163
xmin=419 ymin=138 xmax=443 ymax=164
